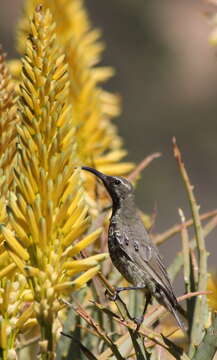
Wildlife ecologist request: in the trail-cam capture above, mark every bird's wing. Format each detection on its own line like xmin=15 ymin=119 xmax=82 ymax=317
xmin=117 ymin=223 xmax=176 ymax=303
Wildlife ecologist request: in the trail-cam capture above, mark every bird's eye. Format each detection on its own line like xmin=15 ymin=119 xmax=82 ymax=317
xmin=114 ymin=179 xmax=121 ymax=185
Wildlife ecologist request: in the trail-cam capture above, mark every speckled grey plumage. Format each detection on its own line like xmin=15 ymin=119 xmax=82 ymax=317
xmin=82 ymin=166 xmax=185 ymax=330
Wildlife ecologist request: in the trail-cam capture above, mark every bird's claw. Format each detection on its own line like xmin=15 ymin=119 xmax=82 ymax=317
xmin=105 ymin=289 xmax=118 ymax=301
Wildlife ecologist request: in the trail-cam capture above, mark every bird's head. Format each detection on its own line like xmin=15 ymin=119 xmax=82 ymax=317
xmin=81 ymin=166 xmax=134 ymax=206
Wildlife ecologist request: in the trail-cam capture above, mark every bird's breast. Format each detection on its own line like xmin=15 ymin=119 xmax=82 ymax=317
xmin=108 ymin=223 xmax=148 ymax=287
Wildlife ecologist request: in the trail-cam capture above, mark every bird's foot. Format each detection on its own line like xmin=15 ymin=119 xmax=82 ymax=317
xmin=105 ymin=289 xmax=118 ymax=301
xmin=105 ymin=287 xmax=126 ymax=301
xmin=132 ymin=315 xmax=144 ymax=332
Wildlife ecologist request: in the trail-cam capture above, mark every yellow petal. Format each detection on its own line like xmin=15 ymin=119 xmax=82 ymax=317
xmin=0 ymin=251 xmax=9 ymax=267
xmin=24 ymin=266 xmax=41 ymax=277
xmin=71 ymin=265 xmax=100 ymax=290
xmin=0 ymin=319 xmax=8 ymax=349
xmin=22 ymin=290 xmax=34 ymax=302
xmin=63 ymin=227 xmax=102 ymax=255
xmin=8 ymin=213 xmax=30 ymax=247
xmin=7 ymin=250 xmax=25 ymax=273
xmin=0 ymin=225 xmax=29 ymax=261
xmin=21 ymin=318 xmax=37 ymax=331
xmin=9 ymin=192 xmax=25 ymax=221
xmin=64 ymin=260 xmax=98 ymax=271
xmin=38 ymin=217 xmax=47 ymax=249
xmin=54 ymin=265 xmax=100 ymax=292
xmin=15 ymin=304 xmax=35 ymax=330
xmin=63 ymin=253 xmax=108 ymax=270
xmin=62 ymin=204 xmax=88 ymax=234
xmin=62 ymin=218 xmax=90 ymax=247
xmin=0 ymin=263 xmax=16 ymax=280
xmin=26 ymin=205 xmax=39 ymax=244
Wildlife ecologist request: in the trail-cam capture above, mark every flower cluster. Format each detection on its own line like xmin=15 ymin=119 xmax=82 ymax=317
xmin=0 ymin=0 xmax=136 ymax=356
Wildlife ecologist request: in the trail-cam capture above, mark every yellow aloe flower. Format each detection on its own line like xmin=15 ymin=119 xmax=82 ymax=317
xmin=0 ymin=7 xmax=108 ymax=357
xmin=0 ymin=48 xmax=18 ymax=273
xmin=0 ymin=48 xmax=17 ymax=196
xmin=16 ymin=0 xmax=134 ymax=180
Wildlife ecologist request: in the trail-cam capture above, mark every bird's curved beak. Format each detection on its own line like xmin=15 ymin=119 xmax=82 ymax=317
xmin=81 ymin=166 xmax=109 ymax=186
xmin=81 ymin=166 xmax=118 ymax=205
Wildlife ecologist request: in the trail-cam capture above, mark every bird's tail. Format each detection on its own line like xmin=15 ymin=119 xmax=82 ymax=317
xmin=176 ymin=302 xmax=187 ymax=319
xmin=171 ymin=306 xmax=187 ymax=333
xmin=162 ymin=293 xmax=187 ymax=332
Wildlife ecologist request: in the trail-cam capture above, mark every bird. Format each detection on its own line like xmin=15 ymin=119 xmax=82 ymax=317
xmin=81 ymin=166 xmax=185 ymax=331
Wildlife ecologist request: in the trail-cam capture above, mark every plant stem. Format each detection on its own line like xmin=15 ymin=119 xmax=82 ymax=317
xmin=128 ymin=152 xmax=161 ymax=182
xmin=173 ymin=138 xmax=208 ymax=358
xmin=168 ymin=215 xmax=217 ymax=282
xmin=179 ymin=208 xmax=191 ymax=294
xmin=154 ymin=209 xmax=217 ymax=245
xmin=39 ymin=317 xmax=54 ymax=360
xmin=192 ymin=315 xmax=217 ymax=360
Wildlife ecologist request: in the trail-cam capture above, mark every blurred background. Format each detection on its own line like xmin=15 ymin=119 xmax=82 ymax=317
xmin=1 ymin=0 xmax=217 ymax=288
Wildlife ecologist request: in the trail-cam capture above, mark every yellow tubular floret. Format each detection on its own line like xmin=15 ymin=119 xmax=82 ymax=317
xmin=0 ymin=263 xmax=16 ymax=280
xmin=7 ymin=251 xmax=25 ymax=273
xmin=15 ymin=304 xmax=35 ymax=329
xmin=63 ymin=227 xmax=102 ymax=257
xmin=0 ymin=251 xmax=9 ymax=267
xmin=71 ymin=265 xmax=100 ymax=290
xmin=54 ymin=265 xmax=100 ymax=292
xmin=0 ymin=319 xmax=8 ymax=349
xmin=63 ymin=253 xmax=108 ymax=270
xmin=0 ymin=226 xmax=29 ymax=261
xmin=62 ymin=218 xmax=90 ymax=247
xmin=21 ymin=318 xmax=38 ymax=331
